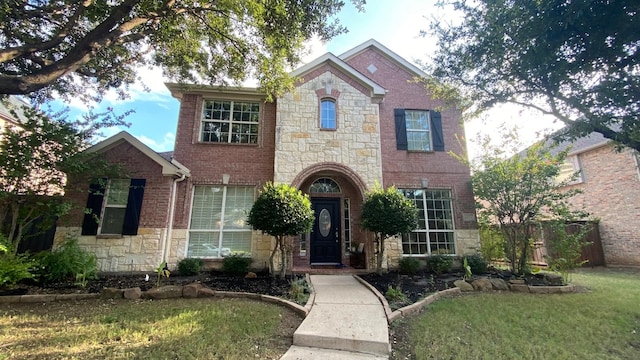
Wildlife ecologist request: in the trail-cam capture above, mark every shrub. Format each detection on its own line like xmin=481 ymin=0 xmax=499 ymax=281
xmin=398 ymin=257 xmax=421 ymax=275
xmin=464 ymin=254 xmax=488 ymax=274
xmin=221 ymin=254 xmax=253 ymax=275
xmin=178 ymin=258 xmax=204 ymax=276
xmin=385 ymin=285 xmax=409 ymax=305
xmin=479 ymin=224 xmax=505 ymax=261
xmin=0 ymin=237 xmax=35 ymax=288
xmin=426 ymin=254 xmax=453 ymax=275
xmin=288 ymin=277 xmax=310 ymax=304
xmin=39 ymin=235 xmax=98 ymax=285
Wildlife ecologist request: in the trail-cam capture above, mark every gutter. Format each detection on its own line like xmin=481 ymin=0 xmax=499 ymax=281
xmin=161 ymin=170 xmax=188 ymax=263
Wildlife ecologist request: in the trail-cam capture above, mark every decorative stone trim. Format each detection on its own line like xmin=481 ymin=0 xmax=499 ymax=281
xmin=354 ymin=274 xmax=578 ymax=324
xmin=0 ymin=285 xmax=310 ymax=318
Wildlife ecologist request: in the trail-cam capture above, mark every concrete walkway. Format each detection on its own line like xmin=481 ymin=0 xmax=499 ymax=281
xmin=280 ymin=275 xmax=389 ymax=360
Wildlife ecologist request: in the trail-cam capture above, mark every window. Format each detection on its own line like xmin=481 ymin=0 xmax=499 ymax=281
xmin=320 ymin=99 xmax=336 ymax=129
xmin=188 ymin=185 xmax=254 ymax=257
xmin=81 ymin=179 xmax=146 ymax=236
xmin=344 ymin=198 xmax=351 ymax=254
xmin=399 ymin=189 xmax=455 ymax=255
xmin=556 ymin=155 xmax=583 ymax=185
xmin=201 ymin=100 xmax=260 ymax=144
xmin=394 ymin=109 xmax=445 ymax=152
xmin=309 ymin=178 xmax=341 ymax=193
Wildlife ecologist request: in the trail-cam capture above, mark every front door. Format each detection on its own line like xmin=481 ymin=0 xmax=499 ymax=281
xmin=310 ymin=198 xmax=341 ymax=264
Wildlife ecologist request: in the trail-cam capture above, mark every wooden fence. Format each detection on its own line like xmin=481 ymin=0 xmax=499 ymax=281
xmin=531 ymin=221 xmax=605 ymax=267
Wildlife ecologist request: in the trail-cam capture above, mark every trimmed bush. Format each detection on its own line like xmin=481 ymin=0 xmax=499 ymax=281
xmin=464 ymin=254 xmax=488 ymax=274
xmin=426 ymin=254 xmax=453 ymax=275
xmin=178 ymin=258 xmax=204 ymax=276
xmin=0 ymin=237 xmax=35 ymax=288
xmin=221 ymin=255 xmax=253 ymax=275
xmin=398 ymin=257 xmax=421 ymax=275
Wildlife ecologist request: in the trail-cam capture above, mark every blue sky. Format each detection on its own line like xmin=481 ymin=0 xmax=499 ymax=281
xmin=51 ymin=0 xmax=560 ymax=156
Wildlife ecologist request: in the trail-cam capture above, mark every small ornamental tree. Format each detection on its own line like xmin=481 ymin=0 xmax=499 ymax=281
xmin=361 ymin=185 xmax=418 ymax=275
xmin=247 ymin=183 xmax=314 ymax=279
xmin=462 ymin=127 xmax=588 ymax=274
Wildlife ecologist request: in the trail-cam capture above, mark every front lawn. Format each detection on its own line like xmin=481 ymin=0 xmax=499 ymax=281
xmin=391 ymin=268 xmax=640 ymax=360
xmin=0 ymin=298 xmax=301 ymax=360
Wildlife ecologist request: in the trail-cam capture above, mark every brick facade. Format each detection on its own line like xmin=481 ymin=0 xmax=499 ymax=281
xmin=563 ymin=145 xmax=640 ymax=266
xmin=60 ymin=40 xmax=480 ymax=273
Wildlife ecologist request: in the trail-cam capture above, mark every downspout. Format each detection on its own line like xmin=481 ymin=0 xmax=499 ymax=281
xmin=161 ymin=172 xmax=187 ymax=263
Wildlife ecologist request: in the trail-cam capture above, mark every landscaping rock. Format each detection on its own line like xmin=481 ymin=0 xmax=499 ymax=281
xmin=489 ymin=278 xmax=509 ymax=291
xmin=198 ymin=288 xmax=216 ymax=297
xmin=123 ymin=287 xmax=142 ymax=300
xmin=471 ymin=278 xmax=493 ymax=291
xmin=544 ymin=273 xmax=564 ymax=286
xmin=101 ymin=287 xmax=124 ymax=299
xmin=143 ymin=285 xmax=183 ymax=299
xmin=245 ymin=272 xmax=257 ymax=279
xmin=454 ymin=280 xmax=474 ymax=292
xmin=509 ymin=279 xmax=525 ymax=285
xmin=183 ymin=283 xmax=203 ymax=298
xmin=510 ymin=284 xmax=530 ymax=293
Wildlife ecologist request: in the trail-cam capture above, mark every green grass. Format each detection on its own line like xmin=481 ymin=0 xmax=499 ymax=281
xmin=0 ymin=298 xmax=300 ymax=360
xmin=392 ymin=268 xmax=640 ymax=360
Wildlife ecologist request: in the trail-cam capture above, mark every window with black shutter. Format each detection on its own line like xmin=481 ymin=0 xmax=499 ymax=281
xmin=81 ymin=179 xmax=146 ymax=236
xmin=394 ymin=109 xmax=445 ymax=152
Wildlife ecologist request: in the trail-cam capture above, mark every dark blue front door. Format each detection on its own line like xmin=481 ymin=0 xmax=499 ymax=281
xmin=310 ymin=198 xmax=341 ymax=264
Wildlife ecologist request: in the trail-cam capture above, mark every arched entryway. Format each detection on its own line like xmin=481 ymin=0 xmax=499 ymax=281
xmin=291 ymin=163 xmax=370 ymax=271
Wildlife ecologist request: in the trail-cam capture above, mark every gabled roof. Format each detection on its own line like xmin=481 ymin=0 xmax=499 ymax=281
xmin=290 ymin=52 xmax=387 ymax=98
xmin=88 ymin=131 xmax=190 ymax=177
xmin=0 ymin=95 xmax=29 ymax=125
xmin=339 ymin=39 xmax=428 ymax=79
xmin=545 ymin=128 xmax=611 ymax=156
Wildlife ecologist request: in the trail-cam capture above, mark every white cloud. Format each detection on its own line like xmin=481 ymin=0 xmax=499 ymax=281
xmin=136 ymin=132 xmax=175 ymax=152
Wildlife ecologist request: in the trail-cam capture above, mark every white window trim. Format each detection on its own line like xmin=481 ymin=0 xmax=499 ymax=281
xmin=98 ymin=179 xmax=129 ymax=235
xmin=200 ymin=99 xmax=260 ymax=144
xmin=556 ymin=155 xmax=584 ymax=185
xmin=405 ymin=110 xmax=433 ymax=152
xmin=401 ymin=189 xmax=457 ymax=256
xmin=186 ymin=185 xmax=254 ymax=258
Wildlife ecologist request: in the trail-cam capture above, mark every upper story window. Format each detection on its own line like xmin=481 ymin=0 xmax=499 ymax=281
xmin=202 ymin=100 xmax=260 ymax=144
xmin=556 ymin=155 xmax=583 ymax=185
xmin=320 ymin=99 xmax=336 ymax=130
xmin=394 ymin=109 xmax=445 ymax=152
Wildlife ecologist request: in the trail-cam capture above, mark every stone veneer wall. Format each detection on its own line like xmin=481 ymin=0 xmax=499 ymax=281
xmin=54 ymin=227 xmax=171 ymax=272
xmin=274 ymin=71 xmax=383 ymax=187
xmin=383 ymin=229 xmax=481 ymax=269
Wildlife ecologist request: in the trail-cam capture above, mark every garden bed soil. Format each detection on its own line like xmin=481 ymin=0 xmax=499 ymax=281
xmin=11 ymin=270 xmax=294 ymax=298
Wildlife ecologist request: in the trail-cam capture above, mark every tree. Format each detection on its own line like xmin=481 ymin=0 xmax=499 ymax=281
xmin=247 ymin=182 xmax=314 ymax=279
xmin=464 ymin=127 xmax=587 ymax=274
xmin=428 ymin=0 xmax=640 ymax=151
xmin=361 ymin=185 xmax=418 ymax=275
xmin=0 ymin=99 xmax=123 ymax=253
xmin=0 ymin=0 xmax=363 ymax=103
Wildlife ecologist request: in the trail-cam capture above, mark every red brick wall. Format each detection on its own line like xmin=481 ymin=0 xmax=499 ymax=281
xmin=61 ymin=141 xmax=173 ymax=228
xmin=564 ymin=145 xmax=640 ymax=266
xmin=344 ymin=48 xmax=477 ymax=230
xmin=171 ymin=94 xmax=277 ymax=229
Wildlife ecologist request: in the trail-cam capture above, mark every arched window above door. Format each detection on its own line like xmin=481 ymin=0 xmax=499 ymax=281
xmin=309 ymin=178 xmax=341 ymax=193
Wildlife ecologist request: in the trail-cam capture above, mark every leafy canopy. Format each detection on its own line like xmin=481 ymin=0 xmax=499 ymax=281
xmin=0 ymin=0 xmax=363 ymax=103
xmin=428 ymin=0 xmax=640 ymax=151
xmin=464 ymin=126 xmax=587 ymax=273
xmin=247 ymin=182 xmax=314 ymax=238
xmin=361 ymin=185 xmax=418 ymax=241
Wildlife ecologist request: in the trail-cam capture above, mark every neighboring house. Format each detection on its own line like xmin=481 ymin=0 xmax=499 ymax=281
xmin=55 ymin=39 xmax=479 ymax=272
xmin=551 ymin=132 xmax=640 ymax=267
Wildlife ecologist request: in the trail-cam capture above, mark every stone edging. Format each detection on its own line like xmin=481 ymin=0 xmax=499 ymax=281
xmin=0 ymin=283 xmax=310 ymax=318
xmin=353 ymin=275 xmax=578 ymax=324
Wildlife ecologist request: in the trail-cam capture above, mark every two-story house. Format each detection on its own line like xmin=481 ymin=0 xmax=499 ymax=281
xmin=56 ymin=40 xmax=479 ymax=273
xmin=551 ymin=132 xmax=640 ymax=267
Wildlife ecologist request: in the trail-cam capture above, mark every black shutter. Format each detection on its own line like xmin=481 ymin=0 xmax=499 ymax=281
xmin=430 ymin=111 xmax=445 ymax=152
xmin=81 ymin=182 xmax=105 ymax=235
xmin=122 ymin=179 xmax=146 ymax=235
xmin=394 ymin=109 xmax=408 ymax=150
